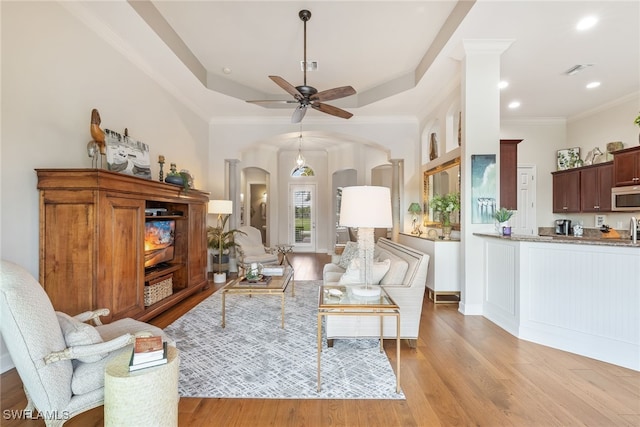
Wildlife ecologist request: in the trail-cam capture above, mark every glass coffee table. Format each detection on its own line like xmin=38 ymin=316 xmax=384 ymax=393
xmin=221 ymin=266 xmax=294 ymax=328
xmin=317 ymin=284 xmax=401 ymax=393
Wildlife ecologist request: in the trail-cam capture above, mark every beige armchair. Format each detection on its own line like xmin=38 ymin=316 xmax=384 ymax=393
xmin=235 ymin=225 xmax=278 ymax=265
xmin=0 ymin=260 xmax=169 ymax=426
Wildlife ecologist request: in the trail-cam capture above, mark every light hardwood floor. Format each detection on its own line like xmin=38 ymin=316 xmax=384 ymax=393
xmin=2 ymin=252 xmax=639 ymax=426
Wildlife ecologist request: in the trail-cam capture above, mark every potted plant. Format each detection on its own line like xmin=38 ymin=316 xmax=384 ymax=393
xmin=634 ymin=113 xmax=640 ymax=143
xmin=493 ymin=207 xmax=514 ymax=235
xmin=164 ymin=163 xmax=191 ymax=191
xmin=207 ymin=215 xmax=245 ymax=283
xmin=429 ymin=192 xmax=460 ymax=240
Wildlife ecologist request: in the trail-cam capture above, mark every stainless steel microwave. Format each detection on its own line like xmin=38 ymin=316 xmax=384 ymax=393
xmin=611 ymin=185 xmax=640 ymax=211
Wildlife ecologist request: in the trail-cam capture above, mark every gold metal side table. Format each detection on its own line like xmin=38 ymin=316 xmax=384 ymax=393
xmin=274 ymin=243 xmax=294 ymax=266
xmin=317 ymin=285 xmax=401 ymax=393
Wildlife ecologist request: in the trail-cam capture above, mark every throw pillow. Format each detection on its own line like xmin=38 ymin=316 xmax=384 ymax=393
xmin=378 ymin=253 xmax=409 ymax=286
xmin=339 ymin=258 xmax=391 ymax=285
xmin=338 ymin=241 xmax=359 ymax=269
xmin=56 ymin=312 xmax=106 ymax=363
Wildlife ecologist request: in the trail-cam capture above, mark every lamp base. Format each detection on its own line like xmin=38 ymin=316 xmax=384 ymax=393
xmin=351 ymin=285 xmax=381 ymax=297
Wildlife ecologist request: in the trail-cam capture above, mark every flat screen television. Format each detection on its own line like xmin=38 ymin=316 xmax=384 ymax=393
xmin=144 ymin=220 xmax=176 ymax=269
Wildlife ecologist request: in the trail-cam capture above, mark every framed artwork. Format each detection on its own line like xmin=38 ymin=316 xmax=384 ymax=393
xmin=471 ymin=154 xmax=496 ymax=224
xmin=105 ymin=129 xmax=152 ymax=179
xmin=595 ymin=214 xmax=606 ymax=228
xmin=556 ymin=147 xmax=580 ymax=170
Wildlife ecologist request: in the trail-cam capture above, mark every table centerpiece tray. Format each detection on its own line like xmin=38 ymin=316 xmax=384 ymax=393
xmin=239 ymin=275 xmax=272 ymax=285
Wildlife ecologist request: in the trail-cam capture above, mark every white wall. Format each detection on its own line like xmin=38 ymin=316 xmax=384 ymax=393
xmin=566 ymin=96 xmax=640 ymax=229
xmin=502 ymin=95 xmax=640 ymax=231
xmin=1 ymin=2 xmax=209 ymax=372
xmin=501 ymin=119 xmax=567 ymax=227
xmin=209 ymin=120 xmax=419 ymax=252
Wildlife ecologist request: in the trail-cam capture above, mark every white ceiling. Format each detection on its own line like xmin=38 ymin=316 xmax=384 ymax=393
xmin=68 ymin=1 xmax=639 ymax=133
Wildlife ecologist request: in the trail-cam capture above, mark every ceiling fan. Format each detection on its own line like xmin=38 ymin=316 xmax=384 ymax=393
xmin=247 ymin=9 xmax=356 ymax=123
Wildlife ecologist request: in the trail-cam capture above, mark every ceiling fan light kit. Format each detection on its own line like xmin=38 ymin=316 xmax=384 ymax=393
xmin=247 ymin=9 xmax=356 ymax=123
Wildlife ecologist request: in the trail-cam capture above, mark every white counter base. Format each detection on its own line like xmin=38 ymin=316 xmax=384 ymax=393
xmin=480 ymin=235 xmax=639 ymax=371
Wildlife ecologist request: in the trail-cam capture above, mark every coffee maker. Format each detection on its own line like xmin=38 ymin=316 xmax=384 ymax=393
xmin=555 ymin=219 xmax=572 ymax=235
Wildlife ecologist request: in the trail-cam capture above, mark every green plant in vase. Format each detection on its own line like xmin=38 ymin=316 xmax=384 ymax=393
xmin=493 ymin=207 xmax=514 ymax=235
xmin=207 ymin=215 xmax=246 ymax=275
xmin=429 ymin=192 xmax=460 ymax=239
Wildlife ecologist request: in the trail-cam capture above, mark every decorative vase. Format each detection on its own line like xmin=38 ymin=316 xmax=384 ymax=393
xmin=496 ymin=221 xmax=509 ymax=234
xmin=165 ymin=175 xmax=184 ymax=186
xmin=442 ymin=225 xmax=452 ymax=240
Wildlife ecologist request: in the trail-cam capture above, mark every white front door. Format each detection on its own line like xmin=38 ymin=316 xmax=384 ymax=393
xmin=290 ymin=184 xmax=316 ymax=252
xmin=512 ymin=165 xmax=537 ymax=236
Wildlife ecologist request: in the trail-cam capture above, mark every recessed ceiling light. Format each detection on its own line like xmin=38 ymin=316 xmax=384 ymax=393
xmin=508 ymin=101 xmax=521 ymax=109
xmin=586 ymin=81 xmax=601 ymax=89
xmin=498 ymin=81 xmax=509 ymax=89
xmin=577 ymin=16 xmax=598 ymax=31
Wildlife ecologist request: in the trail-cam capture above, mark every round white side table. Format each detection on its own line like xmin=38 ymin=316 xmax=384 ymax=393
xmin=104 ymin=345 xmax=179 ymax=427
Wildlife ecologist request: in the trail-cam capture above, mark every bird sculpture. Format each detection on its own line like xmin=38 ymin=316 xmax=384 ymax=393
xmin=90 ymin=108 xmax=106 ymax=155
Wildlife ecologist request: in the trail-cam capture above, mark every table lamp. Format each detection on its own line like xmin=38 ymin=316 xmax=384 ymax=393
xmin=208 ymin=200 xmax=233 ymax=283
xmin=408 ymin=202 xmax=422 ymax=235
xmin=339 ymin=186 xmax=392 ymax=297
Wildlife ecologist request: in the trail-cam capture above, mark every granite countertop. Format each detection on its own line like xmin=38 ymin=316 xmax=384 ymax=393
xmin=474 ymin=232 xmax=639 ymax=248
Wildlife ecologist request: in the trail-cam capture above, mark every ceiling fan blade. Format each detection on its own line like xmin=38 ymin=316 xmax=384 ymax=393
xmin=291 ymin=105 xmax=307 ymax=123
xmin=312 ymin=86 xmax=356 ymax=102
xmin=311 ymin=102 xmax=353 ymax=120
xmin=269 ymin=76 xmax=303 ymax=100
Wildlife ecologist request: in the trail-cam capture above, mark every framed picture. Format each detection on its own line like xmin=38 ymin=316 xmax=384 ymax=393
xmin=595 ymin=214 xmax=606 ymax=228
xmin=105 ymin=129 xmax=152 ymax=179
xmin=471 ymin=154 xmax=496 ymax=224
xmin=556 ymin=147 xmax=581 ymax=170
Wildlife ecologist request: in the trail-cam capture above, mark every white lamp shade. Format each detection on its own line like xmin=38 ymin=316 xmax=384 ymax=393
xmin=339 ymin=186 xmax=392 ymax=228
xmin=208 ymin=200 xmax=233 ymax=215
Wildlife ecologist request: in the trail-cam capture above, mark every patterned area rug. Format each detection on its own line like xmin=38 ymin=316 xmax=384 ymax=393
xmin=164 ymin=280 xmax=404 ymax=399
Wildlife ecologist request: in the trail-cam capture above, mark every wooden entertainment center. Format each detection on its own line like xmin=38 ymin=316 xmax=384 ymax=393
xmin=36 ymin=169 xmax=209 ymax=323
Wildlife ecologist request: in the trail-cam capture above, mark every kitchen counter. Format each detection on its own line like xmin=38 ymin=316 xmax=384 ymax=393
xmin=474 ymin=233 xmax=640 ymax=371
xmin=474 ymin=232 xmax=639 ymax=248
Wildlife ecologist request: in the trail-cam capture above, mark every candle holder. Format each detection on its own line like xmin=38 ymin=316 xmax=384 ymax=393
xmin=158 ymin=155 xmax=165 ymax=182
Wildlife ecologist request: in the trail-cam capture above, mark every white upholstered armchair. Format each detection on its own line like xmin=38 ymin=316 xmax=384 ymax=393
xmin=234 ymin=226 xmax=278 ymax=265
xmin=0 ymin=260 xmax=169 ymax=426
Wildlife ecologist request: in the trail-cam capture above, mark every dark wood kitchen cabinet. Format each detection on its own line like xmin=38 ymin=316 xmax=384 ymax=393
xmin=580 ymin=162 xmax=613 ymax=212
xmin=613 ymin=145 xmax=640 ymax=186
xmin=552 ymin=169 xmax=581 ymax=213
xmin=500 ymin=139 xmax=522 ymax=210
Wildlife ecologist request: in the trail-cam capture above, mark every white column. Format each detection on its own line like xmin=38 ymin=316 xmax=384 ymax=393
xmin=390 ymin=159 xmax=403 ymax=241
xmin=459 ymin=39 xmax=513 ymax=315
xmin=225 ymin=158 xmax=240 ymax=272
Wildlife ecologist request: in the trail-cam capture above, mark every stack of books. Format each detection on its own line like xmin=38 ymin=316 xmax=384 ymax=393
xmin=262 ymin=265 xmax=285 ymax=276
xmin=129 ymin=336 xmax=168 ymax=372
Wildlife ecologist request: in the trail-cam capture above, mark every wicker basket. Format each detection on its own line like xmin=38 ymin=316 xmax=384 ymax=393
xmin=144 ymin=274 xmax=173 ymax=307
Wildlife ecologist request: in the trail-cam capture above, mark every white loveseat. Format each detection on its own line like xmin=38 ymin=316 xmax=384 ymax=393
xmin=322 ymin=238 xmax=430 ymax=346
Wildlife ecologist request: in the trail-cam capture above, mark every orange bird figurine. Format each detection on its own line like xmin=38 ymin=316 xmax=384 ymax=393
xmin=90 ymin=108 xmax=106 ymax=155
